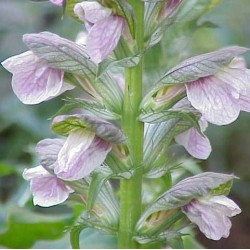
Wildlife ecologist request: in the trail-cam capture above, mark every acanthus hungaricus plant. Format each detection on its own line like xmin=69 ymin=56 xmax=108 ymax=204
xmin=2 ymin=0 xmax=249 ymax=248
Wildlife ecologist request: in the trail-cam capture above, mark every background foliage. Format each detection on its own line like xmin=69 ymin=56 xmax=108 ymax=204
xmin=0 ymin=0 xmax=250 ymax=248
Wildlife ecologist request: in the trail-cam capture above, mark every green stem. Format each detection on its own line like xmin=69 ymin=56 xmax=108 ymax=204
xmin=118 ymin=1 xmax=144 ymax=248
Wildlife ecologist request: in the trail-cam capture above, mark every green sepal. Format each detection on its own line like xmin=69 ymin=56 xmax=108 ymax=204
xmin=51 ymin=114 xmax=126 ymax=144
xmin=52 ymin=115 xmax=86 ymax=136
xmin=143 ymin=118 xmax=199 ymax=171
xmin=210 ymin=180 xmax=234 ymax=196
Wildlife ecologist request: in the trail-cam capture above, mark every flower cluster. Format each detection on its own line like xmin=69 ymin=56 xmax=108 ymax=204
xmin=2 ymin=0 xmax=248 ymax=245
xmin=22 ymin=114 xmax=122 ymax=206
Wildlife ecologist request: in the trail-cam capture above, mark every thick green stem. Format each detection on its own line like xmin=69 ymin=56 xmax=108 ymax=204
xmin=118 ymin=1 xmax=144 ymax=248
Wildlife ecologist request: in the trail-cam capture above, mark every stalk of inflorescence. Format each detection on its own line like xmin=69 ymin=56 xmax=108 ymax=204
xmin=118 ymin=1 xmax=145 ymax=248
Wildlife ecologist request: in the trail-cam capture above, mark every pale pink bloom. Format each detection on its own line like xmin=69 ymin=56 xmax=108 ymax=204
xmin=55 ymin=129 xmax=112 ymax=181
xmin=1 ymin=51 xmax=73 ymax=104
xmin=74 ymin=1 xmax=125 ymax=63
xmin=49 ymin=0 xmax=64 ymax=6
xmin=175 ymin=117 xmax=211 ymax=159
xmin=23 ymin=166 xmax=74 ymax=207
xmin=182 ymin=195 xmax=241 ymax=240
xmin=186 ymin=57 xmax=250 ymax=125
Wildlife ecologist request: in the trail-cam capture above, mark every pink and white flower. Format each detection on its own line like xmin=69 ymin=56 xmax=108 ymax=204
xmin=182 ymin=195 xmax=241 ymax=240
xmin=74 ymin=1 xmax=125 ymax=63
xmin=186 ymin=57 xmax=250 ymax=125
xmin=55 ymin=129 xmax=112 ymax=181
xmin=1 ymin=51 xmax=73 ymax=104
xmin=23 ymin=165 xmax=74 ymax=207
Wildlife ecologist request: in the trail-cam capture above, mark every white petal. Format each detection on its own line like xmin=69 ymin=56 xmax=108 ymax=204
xmin=2 ymin=51 xmax=70 ymax=104
xmin=216 ymin=68 xmax=250 ymax=94
xmin=186 ymin=76 xmax=240 ymax=125
xmin=31 ymin=175 xmax=73 ymax=207
xmin=55 ymin=130 xmax=111 ymax=180
xmin=23 ymin=165 xmax=50 ymax=180
xmin=23 ymin=166 xmax=73 ymax=207
xmin=74 ymin=2 xmax=111 ymax=24
xmin=175 ymin=128 xmax=211 ymax=159
xmin=240 ymin=93 xmax=250 ymax=112
xmin=206 ymin=195 xmax=242 ymax=217
xmin=87 ymin=15 xmax=124 ymax=63
xmin=183 ymin=200 xmax=232 ymax=240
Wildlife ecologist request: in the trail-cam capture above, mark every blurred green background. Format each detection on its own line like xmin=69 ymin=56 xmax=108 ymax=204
xmin=0 ymin=0 xmax=250 ymax=248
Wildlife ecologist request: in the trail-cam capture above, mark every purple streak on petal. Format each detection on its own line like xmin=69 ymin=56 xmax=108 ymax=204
xmin=55 ymin=130 xmax=111 ymax=180
xmin=240 ymin=94 xmax=250 ymax=112
xmin=2 ymin=51 xmax=72 ymax=104
xmin=87 ymin=15 xmax=124 ymax=63
xmin=175 ymin=127 xmax=211 ymax=159
xmin=23 ymin=166 xmax=73 ymax=207
xmin=186 ymin=76 xmax=240 ymax=125
xmin=49 ymin=0 xmax=64 ymax=6
xmin=74 ymin=1 xmax=112 ymax=24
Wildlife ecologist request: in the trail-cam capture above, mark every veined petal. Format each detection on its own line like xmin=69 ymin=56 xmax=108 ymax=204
xmin=55 ymin=129 xmax=111 ymax=180
xmin=183 ymin=200 xmax=231 ymax=240
xmin=23 ymin=165 xmax=50 ymax=180
xmin=186 ymin=76 xmax=240 ymax=125
xmin=216 ymin=67 xmax=250 ymax=94
xmin=87 ymin=15 xmax=124 ymax=63
xmin=2 ymin=51 xmax=72 ymax=104
xmin=240 ymin=93 xmax=250 ymax=112
xmin=23 ymin=166 xmax=73 ymax=207
xmin=74 ymin=1 xmax=111 ymax=24
xmin=36 ymin=138 xmax=65 ymax=172
xmin=49 ymin=0 xmax=64 ymax=6
xmin=207 ymin=196 xmax=241 ymax=217
xmin=182 ymin=195 xmax=241 ymax=240
xmin=175 ymin=127 xmax=211 ymax=159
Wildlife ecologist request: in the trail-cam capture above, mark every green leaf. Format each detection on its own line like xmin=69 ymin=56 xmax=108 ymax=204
xmin=0 ymin=207 xmax=74 ymax=249
xmin=136 ymin=172 xmax=236 ymax=231
xmin=87 ymin=169 xmax=112 ymax=211
xmin=0 ymin=163 xmax=16 ymax=177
